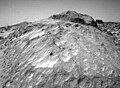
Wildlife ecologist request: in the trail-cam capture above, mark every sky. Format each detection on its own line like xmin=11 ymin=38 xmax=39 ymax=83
xmin=0 ymin=0 xmax=120 ymax=27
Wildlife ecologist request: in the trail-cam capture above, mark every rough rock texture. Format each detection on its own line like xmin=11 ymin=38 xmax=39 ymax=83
xmin=49 ymin=10 xmax=98 ymax=27
xmin=0 ymin=11 xmax=120 ymax=88
xmin=96 ymin=20 xmax=120 ymax=51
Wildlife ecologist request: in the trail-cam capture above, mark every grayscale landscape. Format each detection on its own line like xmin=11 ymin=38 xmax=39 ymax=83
xmin=0 ymin=10 xmax=120 ymax=88
xmin=0 ymin=0 xmax=120 ymax=88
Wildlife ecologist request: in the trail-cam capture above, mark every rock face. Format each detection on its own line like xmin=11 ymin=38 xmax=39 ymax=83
xmin=96 ymin=20 xmax=120 ymax=50
xmin=49 ymin=10 xmax=98 ymax=27
xmin=0 ymin=11 xmax=120 ymax=88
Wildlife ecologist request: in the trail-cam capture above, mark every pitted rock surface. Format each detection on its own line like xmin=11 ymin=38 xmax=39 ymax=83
xmin=0 ymin=11 xmax=120 ymax=88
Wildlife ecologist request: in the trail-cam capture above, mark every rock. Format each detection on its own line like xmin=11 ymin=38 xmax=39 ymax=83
xmin=0 ymin=11 xmax=120 ymax=88
xmin=97 ymin=21 xmax=120 ymax=51
xmin=96 ymin=19 xmax=104 ymax=24
xmin=50 ymin=10 xmax=98 ymax=27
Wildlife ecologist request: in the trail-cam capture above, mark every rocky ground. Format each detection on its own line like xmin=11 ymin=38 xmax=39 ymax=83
xmin=0 ymin=11 xmax=120 ymax=88
xmin=96 ymin=20 xmax=120 ymax=51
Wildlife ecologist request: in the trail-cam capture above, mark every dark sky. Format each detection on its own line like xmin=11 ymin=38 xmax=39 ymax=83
xmin=0 ymin=0 xmax=120 ymax=27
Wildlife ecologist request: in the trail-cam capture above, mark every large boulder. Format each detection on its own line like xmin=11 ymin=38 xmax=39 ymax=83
xmin=50 ymin=10 xmax=98 ymax=27
xmin=0 ymin=11 xmax=120 ymax=88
